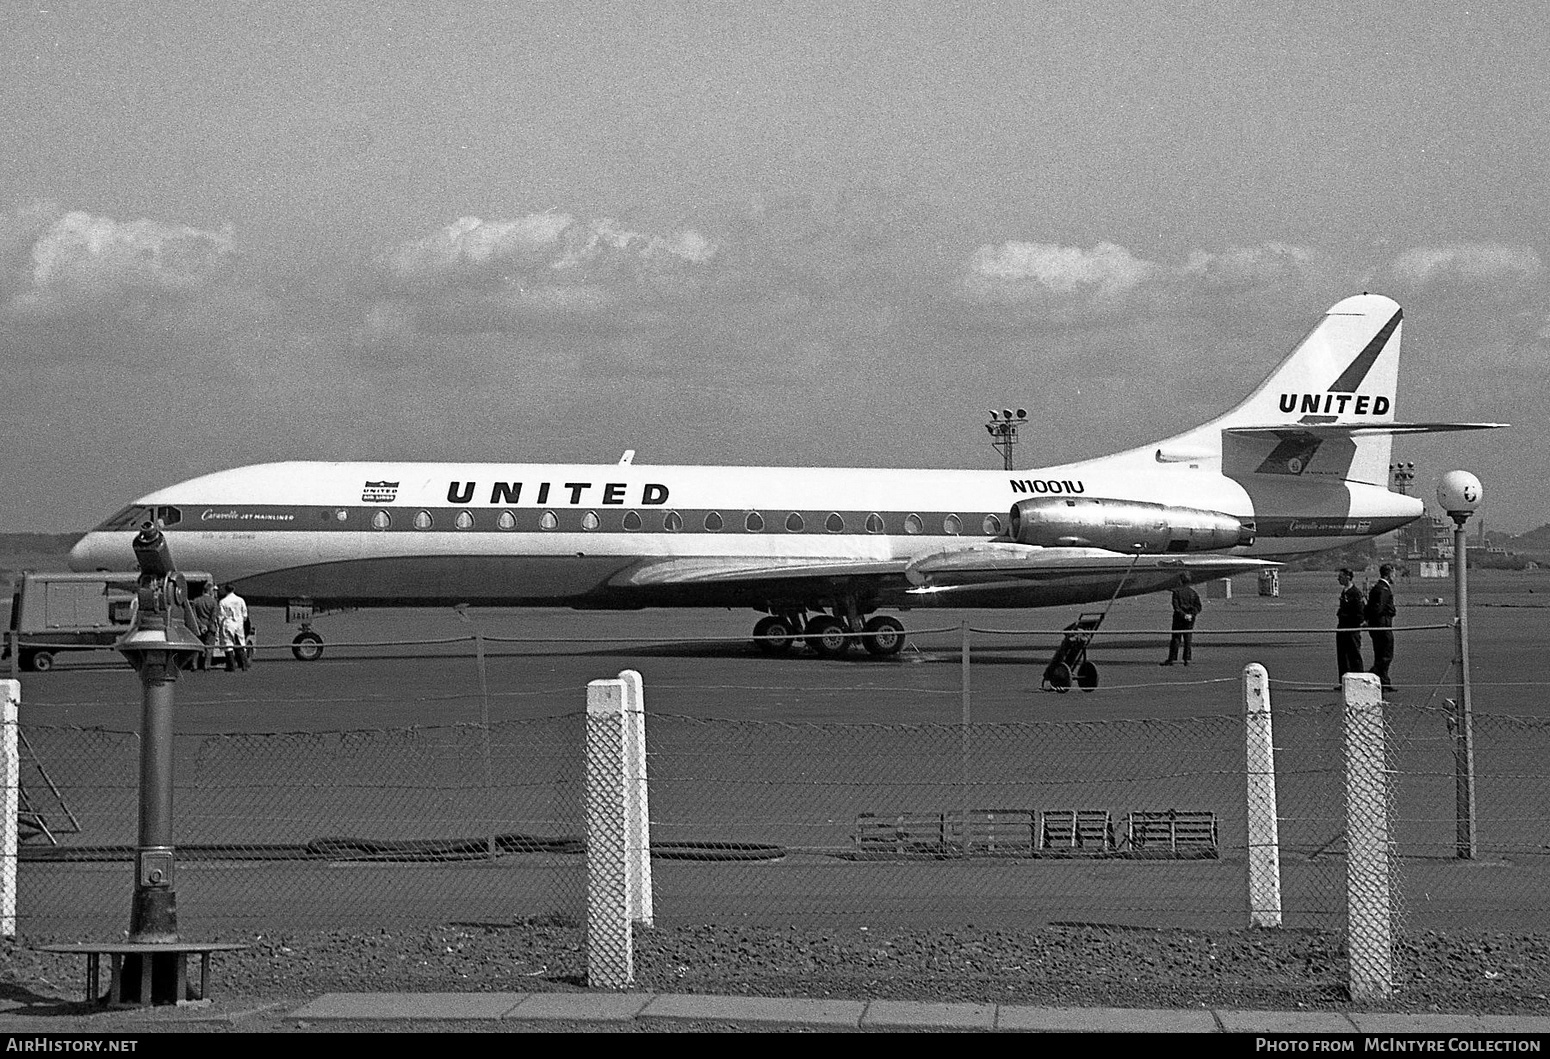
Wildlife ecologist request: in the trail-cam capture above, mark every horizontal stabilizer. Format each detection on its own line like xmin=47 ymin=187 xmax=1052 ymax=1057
xmin=1226 ymin=422 xmax=1508 ymax=438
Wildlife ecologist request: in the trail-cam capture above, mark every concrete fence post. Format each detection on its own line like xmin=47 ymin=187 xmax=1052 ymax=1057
xmin=1243 ymin=663 xmax=1282 ymax=928
xmin=1 ymin=680 xmax=16 ymax=938
xmin=584 ymin=677 xmax=633 ymax=988
xmin=1344 ymin=671 xmax=1393 ymax=1001
xmin=619 ymin=670 xmax=653 ymax=928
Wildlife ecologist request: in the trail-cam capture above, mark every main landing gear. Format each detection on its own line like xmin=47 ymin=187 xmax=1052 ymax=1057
xmin=752 ymin=612 xmax=907 ymax=659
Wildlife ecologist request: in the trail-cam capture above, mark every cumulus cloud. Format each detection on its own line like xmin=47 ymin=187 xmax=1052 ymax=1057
xmin=1178 ymin=242 xmax=1319 ymax=294
xmin=1387 ymin=243 xmax=1544 ymax=290
xmin=366 ymin=212 xmax=720 ymax=341
xmin=378 ymin=213 xmax=574 ymax=287
xmin=1 ymin=202 xmax=234 ymax=320
xmin=377 ymin=213 xmax=716 ymax=290
xmin=961 ymin=241 xmax=1157 ymax=305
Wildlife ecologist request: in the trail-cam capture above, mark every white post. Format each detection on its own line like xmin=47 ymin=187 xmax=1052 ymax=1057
xmin=0 ymin=681 xmax=17 ymax=938
xmin=584 ymin=677 xmax=633 ymax=989
xmin=618 ymin=670 xmax=653 ymax=928
xmin=1344 ymin=672 xmax=1393 ymax=1000
xmin=1243 ymin=664 xmax=1282 ymax=928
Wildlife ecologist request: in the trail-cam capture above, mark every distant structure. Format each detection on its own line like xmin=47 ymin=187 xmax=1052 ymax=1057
xmin=1388 ymin=462 xmax=1452 ymax=577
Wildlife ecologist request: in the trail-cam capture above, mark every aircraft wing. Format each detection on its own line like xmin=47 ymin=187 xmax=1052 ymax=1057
xmin=902 ymin=543 xmax=1275 ymax=587
xmin=1226 ymin=421 xmax=1507 ymax=438
xmin=609 ymin=556 xmax=911 ymax=587
xmin=609 ymin=547 xmax=1272 ymax=593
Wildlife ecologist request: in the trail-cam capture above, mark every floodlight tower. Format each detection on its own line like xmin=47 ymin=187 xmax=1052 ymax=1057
xmin=1438 ymin=470 xmax=1483 ymax=860
xmin=1390 ymin=461 xmax=1416 ymax=494
xmin=985 ymin=408 xmax=1027 ymax=471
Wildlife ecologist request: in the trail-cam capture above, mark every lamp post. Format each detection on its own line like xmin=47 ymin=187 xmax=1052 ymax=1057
xmin=985 ymin=407 xmax=1027 ymax=471
xmin=1438 ymin=470 xmax=1483 ymax=860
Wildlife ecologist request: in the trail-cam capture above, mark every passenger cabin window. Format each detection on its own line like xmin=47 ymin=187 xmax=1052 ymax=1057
xmin=623 ymin=510 xmax=642 ymax=531
xmin=745 ymin=511 xmax=764 ymax=532
xmin=786 ymin=512 xmax=804 ymax=532
xmin=704 ymin=511 xmax=724 ymax=532
xmin=454 ymin=511 xmax=474 ymax=530
xmin=335 ymin=508 xmax=350 ymax=522
xmin=943 ymin=514 xmax=961 ymax=535
xmin=664 ymin=511 xmax=683 ymax=532
xmin=413 ymin=510 xmax=433 ymax=530
xmin=982 ymin=514 xmax=1002 ymax=535
xmin=371 ymin=511 xmax=391 ymax=530
xmin=539 ymin=511 xmax=558 ymax=530
xmin=582 ymin=511 xmax=600 ymax=531
xmin=904 ymin=513 xmax=923 ymax=535
xmin=865 ymin=513 xmax=885 ymax=534
xmin=497 ymin=511 xmax=516 ymax=530
xmin=825 ymin=513 xmax=844 ymax=533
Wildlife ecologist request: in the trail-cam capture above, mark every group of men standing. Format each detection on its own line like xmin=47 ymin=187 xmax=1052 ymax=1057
xmin=1159 ymin=565 xmax=1399 ymax=691
xmin=1338 ymin=564 xmax=1397 ymax=691
xmin=190 ymin=582 xmax=251 ymax=672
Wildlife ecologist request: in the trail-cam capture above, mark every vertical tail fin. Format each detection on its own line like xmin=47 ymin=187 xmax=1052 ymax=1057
xmin=1184 ymin=294 xmax=1404 ymax=485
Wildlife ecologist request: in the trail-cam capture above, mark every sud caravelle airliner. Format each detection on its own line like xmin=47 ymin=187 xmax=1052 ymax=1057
xmin=70 ymin=293 xmax=1503 ymax=662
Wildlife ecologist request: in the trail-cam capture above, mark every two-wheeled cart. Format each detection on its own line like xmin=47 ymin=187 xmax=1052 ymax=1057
xmin=1041 ymin=611 xmax=1104 ymax=692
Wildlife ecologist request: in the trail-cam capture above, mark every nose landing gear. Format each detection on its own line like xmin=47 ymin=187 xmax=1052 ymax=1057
xmin=291 ymin=626 xmax=324 ymax=662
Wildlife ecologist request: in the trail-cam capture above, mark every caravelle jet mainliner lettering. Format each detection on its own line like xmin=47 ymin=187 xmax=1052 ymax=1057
xmin=200 ymin=509 xmax=295 ymax=522
xmin=445 ymin=481 xmax=671 ymax=505
xmin=1278 ymin=393 xmax=1392 ymax=415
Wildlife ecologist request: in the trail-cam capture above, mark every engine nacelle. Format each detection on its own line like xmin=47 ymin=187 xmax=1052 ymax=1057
xmin=1009 ymin=497 xmax=1254 ymax=553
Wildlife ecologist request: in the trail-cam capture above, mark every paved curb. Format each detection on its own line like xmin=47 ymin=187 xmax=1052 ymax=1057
xmin=280 ymin=992 xmax=1550 ymax=1033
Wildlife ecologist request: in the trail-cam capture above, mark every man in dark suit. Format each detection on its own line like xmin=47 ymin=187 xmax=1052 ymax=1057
xmin=1365 ymin=563 xmax=1397 ymax=692
xmin=1336 ymin=568 xmax=1365 ymax=682
xmin=1160 ymin=574 xmax=1203 ymax=666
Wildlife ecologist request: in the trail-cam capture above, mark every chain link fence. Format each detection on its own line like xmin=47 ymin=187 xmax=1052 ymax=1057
xmin=12 ymin=691 xmax=1550 ymax=939
xmin=7 ymin=621 xmax=1550 ymax=998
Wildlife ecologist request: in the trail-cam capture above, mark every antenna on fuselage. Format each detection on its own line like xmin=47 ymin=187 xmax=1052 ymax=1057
xmin=619 ymin=450 xmax=636 ymax=465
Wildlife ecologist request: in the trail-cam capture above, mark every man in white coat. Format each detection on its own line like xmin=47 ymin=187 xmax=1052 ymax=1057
xmin=218 ymin=585 xmax=250 ymax=672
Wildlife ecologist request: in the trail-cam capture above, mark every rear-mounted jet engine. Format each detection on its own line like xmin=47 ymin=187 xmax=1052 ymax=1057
xmin=1009 ymin=497 xmax=1254 ymax=553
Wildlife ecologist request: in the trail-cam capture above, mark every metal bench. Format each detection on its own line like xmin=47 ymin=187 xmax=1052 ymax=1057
xmin=853 ymin=809 xmax=1040 ymax=858
xmin=34 ymin=941 xmax=249 ymax=1007
xmin=1122 ymin=810 xmax=1219 ymax=859
xmin=1038 ymin=809 xmax=1113 ymax=855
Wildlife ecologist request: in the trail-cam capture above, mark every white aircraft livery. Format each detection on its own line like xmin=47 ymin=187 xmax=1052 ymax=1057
xmin=69 ymin=293 xmax=1504 ymax=660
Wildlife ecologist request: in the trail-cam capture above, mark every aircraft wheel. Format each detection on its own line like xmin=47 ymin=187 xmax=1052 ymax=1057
xmin=804 ymin=616 xmax=851 ymax=658
xmin=24 ymin=651 xmax=53 ymax=673
xmin=862 ymin=615 xmax=906 ymax=656
xmin=752 ymin=615 xmax=795 ymax=654
xmin=291 ymin=631 xmax=324 ymax=662
xmin=1045 ymin=663 xmax=1072 ymax=693
xmin=1076 ymin=661 xmax=1099 ymax=691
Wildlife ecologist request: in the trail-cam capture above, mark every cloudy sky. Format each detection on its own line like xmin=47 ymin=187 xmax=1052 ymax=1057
xmin=3 ymin=1 xmax=1546 ymax=532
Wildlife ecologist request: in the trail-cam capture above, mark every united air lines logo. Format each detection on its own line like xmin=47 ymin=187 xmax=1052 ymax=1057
xmin=362 ymin=480 xmax=399 ymax=503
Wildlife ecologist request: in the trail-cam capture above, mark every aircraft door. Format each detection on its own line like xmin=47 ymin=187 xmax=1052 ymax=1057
xmin=315 ymin=506 xmax=363 ymax=573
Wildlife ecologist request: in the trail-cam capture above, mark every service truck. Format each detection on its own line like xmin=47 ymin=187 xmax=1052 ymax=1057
xmin=4 ymin=571 xmax=213 ymax=672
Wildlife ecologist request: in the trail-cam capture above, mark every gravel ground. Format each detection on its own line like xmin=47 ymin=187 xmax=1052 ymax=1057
xmin=5 ymin=921 xmax=1550 ymax=1021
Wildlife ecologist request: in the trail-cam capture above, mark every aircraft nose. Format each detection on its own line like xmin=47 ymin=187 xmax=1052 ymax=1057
xmin=67 ymin=534 xmax=98 ymax=572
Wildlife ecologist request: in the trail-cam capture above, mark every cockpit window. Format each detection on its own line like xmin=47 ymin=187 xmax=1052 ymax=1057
xmin=96 ymin=505 xmax=151 ymax=531
xmin=156 ymin=506 xmax=182 ymax=527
